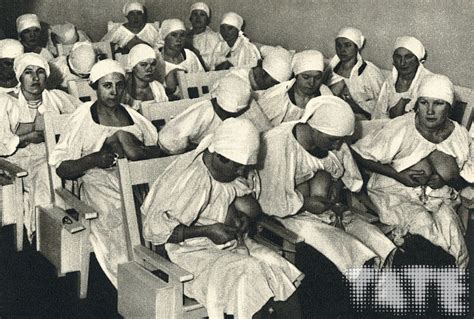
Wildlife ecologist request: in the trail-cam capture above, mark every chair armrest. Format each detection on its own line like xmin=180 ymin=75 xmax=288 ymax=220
xmin=133 ymin=245 xmax=193 ymax=283
xmin=0 ymin=159 xmax=27 ymax=178
xmin=257 ymin=217 xmax=304 ymax=244
xmin=55 ymin=188 xmax=98 ymax=220
xmin=460 ymin=186 xmax=474 ymax=209
xmin=38 ymin=205 xmax=86 ymax=234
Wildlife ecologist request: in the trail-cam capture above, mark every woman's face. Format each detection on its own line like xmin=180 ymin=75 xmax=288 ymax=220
xmin=220 ymin=24 xmax=239 ymax=46
xmin=20 ymin=65 xmax=47 ymax=95
xmin=126 ymin=10 xmax=146 ymax=29
xmin=335 ymin=37 xmax=358 ymax=62
xmin=393 ymin=47 xmax=420 ymax=76
xmin=311 ymin=129 xmax=344 ymax=152
xmin=295 ymin=70 xmax=323 ymax=96
xmin=133 ymin=58 xmax=157 ymax=82
xmin=165 ymin=30 xmax=185 ymax=51
xmin=210 ymin=152 xmax=246 ymax=183
xmin=0 ymin=58 xmax=15 ymax=82
xmin=416 ymin=96 xmax=450 ymax=130
xmin=96 ymin=72 xmax=126 ymax=108
xmin=190 ymin=10 xmax=209 ymax=30
xmin=20 ymin=27 xmax=41 ymax=49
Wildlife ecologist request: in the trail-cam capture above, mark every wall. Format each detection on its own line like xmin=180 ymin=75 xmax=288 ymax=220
xmin=21 ymin=0 xmax=474 ymax=87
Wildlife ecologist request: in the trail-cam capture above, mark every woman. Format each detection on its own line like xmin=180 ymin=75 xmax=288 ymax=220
xmin=101 ymin=2 xmax=159 ymax=53
xmin=122 ymin=43 xmax=167 ymax=111
xmin=49 ymin=59 xmax=163 ymax=287
xmin=0 ymin=52 xmax=79 ymax=239
xmin=209 ymin=12 xmax=261 ymax=71
xmin=0 ymin=39 xmax=24 ymax=94
xmin=325 ymin=27 xmax=385 ymax=120
xmin=259 ymin=50 xmax=332 ymax=127
xmin=372 ymin=36 xmax=432 ymax=119
xmin=16 ymin=14 xmax=54 ymax=61
xmin=352 ymin=74 xmax=471 ymax=268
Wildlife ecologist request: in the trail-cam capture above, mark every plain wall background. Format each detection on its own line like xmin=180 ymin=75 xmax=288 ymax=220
xmin=6 ymin=0 xmax=473 ymax=88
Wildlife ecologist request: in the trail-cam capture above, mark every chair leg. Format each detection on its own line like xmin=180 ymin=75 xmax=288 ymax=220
xmin=14 ymin=182 xmax=23 ymax=252
xmin=78 ymin=231 xmax=92 ymax=299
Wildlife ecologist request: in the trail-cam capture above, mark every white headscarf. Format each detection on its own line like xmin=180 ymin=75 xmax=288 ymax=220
xmin=0 ymin=39 xmax=24 ymax=59
xmin=159 ymin=19 xmax=186 ymax=42
xmin=128 ymin=43 xmax=156 ymax=69
xmin=221 ymin=12 xmax=244 ymax=30
xmin=417 ymin=74 xmax=454 ymax=105
xmin=51 ymin=22 xmax=79 ymax=45
xmin=394 ymin=36 xmax=426 ymax=62
xmin=190 ymin=2 xmax=210 ymax=17
xmin=261 ymin=46 xmax=292 ymax=83
xmin=336 ymin=27 xmax=365 ymax=49
xmin=89 ymin=59 xmax=125 ymax=83
xmin=16 ymin=14 xmax=41 ymax=34
xmin=213 ymin=74 xmax=251 ymax=113
xmin=14 ymin=52 xmax=50 ymax=81
xmin=69 ymin=42 xmax=96 ymax=75
xmin=208 ymin=118 xmax=260 ymax=165
xmin=123 ymin=2 xmax=144 ymax=16
xmin=300 ymin=96 xmax=355 ymax=137
xmin=292 ymin=50 xmax=324 ymax=75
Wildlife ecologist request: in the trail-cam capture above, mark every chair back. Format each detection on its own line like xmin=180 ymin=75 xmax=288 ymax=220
xmin=177 ymin=70 xmax=229 ymax=99
xmin=452 ymin=86 xmax=474 ymax=131
xmin=67 ymin=79 xmax=97 ymax=103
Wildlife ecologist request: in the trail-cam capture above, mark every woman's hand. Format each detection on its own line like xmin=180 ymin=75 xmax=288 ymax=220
xmin=215 ymin=60 xmax=233 ymax=71
xmin=427 ymin=174 xmax=445 ymax=189
xmin=94 ymin=148 xmax=117 ymax=169
xmin=206 ymin=223 xmax=238 ymax=244
xmin=18 ymin=131 xmax=44 ymax=147
xmin=396 ymin=169 xmax=425 ymax=187
xmin=389 ymin=98 xmax=411 ymax=119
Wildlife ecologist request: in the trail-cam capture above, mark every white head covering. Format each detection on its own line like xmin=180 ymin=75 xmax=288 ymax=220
xmin=123 ymin=2 xmax=144 ymax=16
xmin=292 ymin=50 xmax=324 ymax=75
xmin=0 ymin=39 xmax=24 ymax=59
xmin=394 ymin=36 xmax=426 ymax=62
xmin=213 ymin=74 xmax=251 ymax=113
xmin=159 ymin=19 xmax=186 ymax=42
xmin=417 ymin=74 xmax=454 ymax=105
xmin=336 ymin=27 xmax=365 ymax=49
xmin=221 ymin=12 xmax=244 ymax=30
xmin=16 ymin=14 xmax=41 ymax=34
xmin=300 ymin=96 xmax=355 ymax=137
xmin=69 ymin=42 xmax=96 ymax=76
xmin=51 ymin=22 xmax=79 ymax=45
xmin=89 ymin=59 xmax=125 ymax=83
xmin=14 ymin=52 xmax=50 ymax=81
xmin=190 ymin=2 xmax=210 ymax=17
xmin=128 ymin=43 xmax=156 ymax=69
xmin=208 ymin=118 xmax=260 ymax=165
xmin=261 ymin=46 xmax=292 ymax=83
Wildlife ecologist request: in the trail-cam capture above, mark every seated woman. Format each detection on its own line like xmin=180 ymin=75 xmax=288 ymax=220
xmin=16 ymin=14 xmax=54 ymax=61
xmin=325 ymin=27 xmax=385 ymax=120
xmin=122 ymin=43 xmax=167 ymax=110
xmin=352 ymin=74 xmax=471 ymax=268
xmin=0 ymin=52 xmax=79 ymax=239
xmin=49 ymin=59 xmax=163 ymax=287
xmin=259 ymin=50 xmax=332 ymax=127
xmin=372 ymin=36 xmax=432 ymax=119
xmin=257 ymin=96 xmax=396 ymax=317
xmin=142 ymin=118 xmax=303 ymax=319
xmin=101 ymin=2 xmax=159 ymax=53
xmin=187 ymin=2 xmax=220 ymax=70
xmin=209 ymin=12 xmax=261 ymax=71
xmin=48 ymin=41 xmax=97 ymax=90
xmin=47 ymin=22 xmax=92 ymax=57
xmin=0 ymin=39 xmax=24 ymax=94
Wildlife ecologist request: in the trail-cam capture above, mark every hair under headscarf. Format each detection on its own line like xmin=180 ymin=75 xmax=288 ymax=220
xmin=123 ymin=2 xmax=144 ymax=16
xmin=213 ymin=74 xmax=251 ymax=113
xmin=300 ymin=96 xmax=355 ymax=137
xmin=16 ymin=14 xmax=41 ymax=34
xmin=208 ymin=118 xmax=260 ymax=165
xmin=221 ymin=12 xmax=244 ymax=30
xmin=0 ymin=39 xmax=24 ymax=59
xmin=417 ymin=74 xmax=454 ymax=105
xmin=394 ymin=36 xmax=426 ymax=62
xmin=292 ymin=50 xmax=325 ymax=75
xmin=89 ymin=59 xmax=126 ymax=84
xmin=69 ymin=42 xmax=96 ymax=75
xmin=159 ymin=19 xmax=186 ymax=42
xmin=261 ymin=46 xmax=293 ymax=83
xmin=128 ymin=43 xmax=156 ymax=69
xmin=336 ymin=27 xmax=365 ymax=50
xmin=14 ymin=52 xmax=50 ymax=81
xmin=190 ymin=2 xmax=210 ymax=17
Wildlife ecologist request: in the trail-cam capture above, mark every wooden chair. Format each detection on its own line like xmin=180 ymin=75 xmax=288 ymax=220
xmin=0 ymin=160 xmax=28 ymax=251
xmin=67 ymin=79 xmax=97 ymax=103
xmin=177 ymin=70 xmax=229 ymax=99
xmin=57 ymin=41 xmax=113 ymax=60
xmin=36 ymin=111 xmax=98 ymax=299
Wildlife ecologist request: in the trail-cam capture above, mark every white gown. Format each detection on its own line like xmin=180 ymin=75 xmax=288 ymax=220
xmin=209 ymin=34 xmax=261 ymax=71
xmin=192 ymin=27 xmax=220 ymax=70
xmin=101 ymin=23 xmax=159 ymax=49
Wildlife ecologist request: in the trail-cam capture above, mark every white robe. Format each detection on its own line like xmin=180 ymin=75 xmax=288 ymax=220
xmin=258 ymin=79 xmax=333 ymax=127
xmin=163 ymin=48 xmax=205 ymax=76
xmin=372 ymin=65 xmax=432 ymax=119
xmin=209 ymin=34 xmax=261 ymax=71
xmin=192 ymin=26 xmax=220 ymax=69
xmin=122 ymin=80 xmax=168 ymax=111
xmin=0 ymin=89 xmax=79 ymax=238
xmin=101 ymin=23 xmax=159 ymax=49
xmin=49 ymin=102 xmax=159 ymax=287
xmin=326 ymin=53 xmax=385 ymax=116
xmin=352 ymin=113 xmax=471 ymax=268
xmin=258 ymin=123 xmax=396 ymax=275
xmin=141 ymin=149 xmax=303 ymax=319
